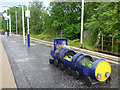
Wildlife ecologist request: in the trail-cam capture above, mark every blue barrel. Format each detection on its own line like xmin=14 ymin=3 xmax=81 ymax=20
xmin=76 ymin=55 xmax=94 ymax=77
xmin=91 ymin=59 xmax=111 ymax=81
xmin=54 ymin=39 xmax=68 ymax=51
xmin=51 ymin=39 xmax=68 ymax=60
xmin=76 ymin=56 xmax=111 ymax=82
xmin=62 ymin=50 xmax=78 ymax=68
xmin=71 ymin=53 xmax=84 ymax=69
xmin=56 ymin=48 xmax=69 ymax=62
xmin=51 ymin=47 xmax=68 ymax=60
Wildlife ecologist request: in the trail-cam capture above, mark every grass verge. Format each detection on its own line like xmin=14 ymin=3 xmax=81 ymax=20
xmin=30 ymin=33 xmax=96 ymax=51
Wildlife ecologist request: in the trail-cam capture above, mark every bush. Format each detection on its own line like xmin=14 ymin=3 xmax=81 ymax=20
xmin=71 ymin=39 xmax=80 ymax=43
xmin=1 ymin=29 xmax=5 ymax=32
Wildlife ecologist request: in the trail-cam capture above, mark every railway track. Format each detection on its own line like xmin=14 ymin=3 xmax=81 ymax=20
xmin=30 ymin=37 xmax=119 ymax=64
xmin=14 ymin=34 xmax=120 ymax=64
xmin=95 ymin=50 xmax=120 ymax=57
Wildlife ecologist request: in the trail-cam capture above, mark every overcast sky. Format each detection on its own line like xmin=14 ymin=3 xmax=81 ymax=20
xmin=0 ymin=0 xmax=50 ymax=13
xmin=0 ymin=0 xmax=119 ymax=13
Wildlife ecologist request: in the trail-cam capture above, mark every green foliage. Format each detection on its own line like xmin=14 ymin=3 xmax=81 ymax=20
xmin=64 ymin=55 xmax=73 ymax=61
xmin=84 ymin=2 xmax=119 ymax=44
xmin=81 ymin=61 xmax=94 ymax=68
xmin=2 ymin=16 xmax=7 ymax=31
xmin=31 ymin=32 xmax=51 ymax=40
xmin=0 ymin=17 xmax=2 ymax=30
xmin=30 ymin=2 xmax=43 ymax=34
xmin=1 ymin=2 xmax=119 ymax=53
xmin=71 ymin=39 xmax=80 ymax=43
xmin=2 ymin=5 xmax=27 ymax=33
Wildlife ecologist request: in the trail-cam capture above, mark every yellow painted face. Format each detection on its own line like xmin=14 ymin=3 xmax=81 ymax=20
xmin=95 ymin=61 xmax=111 ymax=82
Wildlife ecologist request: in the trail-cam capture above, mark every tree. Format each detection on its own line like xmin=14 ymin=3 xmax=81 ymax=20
xmin=30 ymin=2 xmax=43 ymax=34
xmin=84 ymin=2 xmax=119 ymax=47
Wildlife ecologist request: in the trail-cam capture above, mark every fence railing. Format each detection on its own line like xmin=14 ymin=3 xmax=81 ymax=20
xmin=98 ymin=35 xmax=120 ymax=53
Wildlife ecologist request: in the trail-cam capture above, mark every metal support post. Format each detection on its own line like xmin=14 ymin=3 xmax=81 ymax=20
xmin=27 ymin=2 xmax=30 ymax=47
xmin=80 ymin=0 xmax=84 ymax=48
xmin=15 ymin=11 xmax=17 ymax=34
xmin=9 ymin=14 xmax=11 ymax=36
xmin=6 ymin=10 xmax=9 ymax=36
xmin=22 ymin=6 xmax=26 ymax=45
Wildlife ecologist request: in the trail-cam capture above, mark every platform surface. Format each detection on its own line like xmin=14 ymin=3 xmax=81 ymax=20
xmin=0 ymin=39 xmax=17 ymax=88
xmin=0 ymin=35 xmax=119 ymax=88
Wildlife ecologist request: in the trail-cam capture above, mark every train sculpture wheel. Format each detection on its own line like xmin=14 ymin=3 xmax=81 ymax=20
xmin=73 ymin=70 xmax=80 ymax=80
xmin=85 ymin=76 xmax=92 ymax=87
xmin=106 ymin=76 xmax=111 ymax=83
xmin=49 ymin=59 xmax=54 ymax=64
xmin=66 ymin=67 xmax=72 ymax=75
xmin=54 ymin=59 xmax=59 ymax=67
xmin=59 ymin=63 xmax=64 ymax=70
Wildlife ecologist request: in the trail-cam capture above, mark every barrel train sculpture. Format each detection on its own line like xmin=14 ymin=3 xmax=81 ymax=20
xmin=49 ymin=39 xmax=111 ymax=87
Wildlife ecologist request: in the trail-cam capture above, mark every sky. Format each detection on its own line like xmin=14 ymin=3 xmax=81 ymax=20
xmin=0 ymin=0 xmax=50 ymax=13
xmin=0 ymin=0 xmax=119 ymax=13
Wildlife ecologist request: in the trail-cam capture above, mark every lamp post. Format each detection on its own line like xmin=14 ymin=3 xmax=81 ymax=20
xmin=15 ymin=11 xmax=17 ymax=34
xmin=26 ymin=1 xmax=30 ymax=47
xmin=14 ymin=5 xmax=26 ymax=44
xmin=9 ymin=14 xmax=11 ymax=36
xmin=14 ymin=6 xmax=26 ymax=44
xmin=22 ymin=6 xmax=26 ymax=45
xmin=80 ymin=0 xmax=84 ymax=48
xmin=6 ymin=9 xmax=9 ymax=36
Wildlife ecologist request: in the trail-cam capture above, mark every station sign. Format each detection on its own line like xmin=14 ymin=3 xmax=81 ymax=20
xmin=25 ymin=10 xmax=30 ymax=18
xmin=2 ymin=13 xmax=10 ymax=20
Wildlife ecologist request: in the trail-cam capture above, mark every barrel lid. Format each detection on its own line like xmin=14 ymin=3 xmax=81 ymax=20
xmin=95 ymin=60 xmax=111 ymax=81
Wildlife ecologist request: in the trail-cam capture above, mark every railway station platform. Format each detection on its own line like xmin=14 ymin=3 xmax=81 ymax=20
xmin=0 ymin=35 xmax=119 ymax=88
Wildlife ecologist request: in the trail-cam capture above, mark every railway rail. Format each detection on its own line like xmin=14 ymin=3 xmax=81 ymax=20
xmin=95 ymin=50 xmax=120 ymax=57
